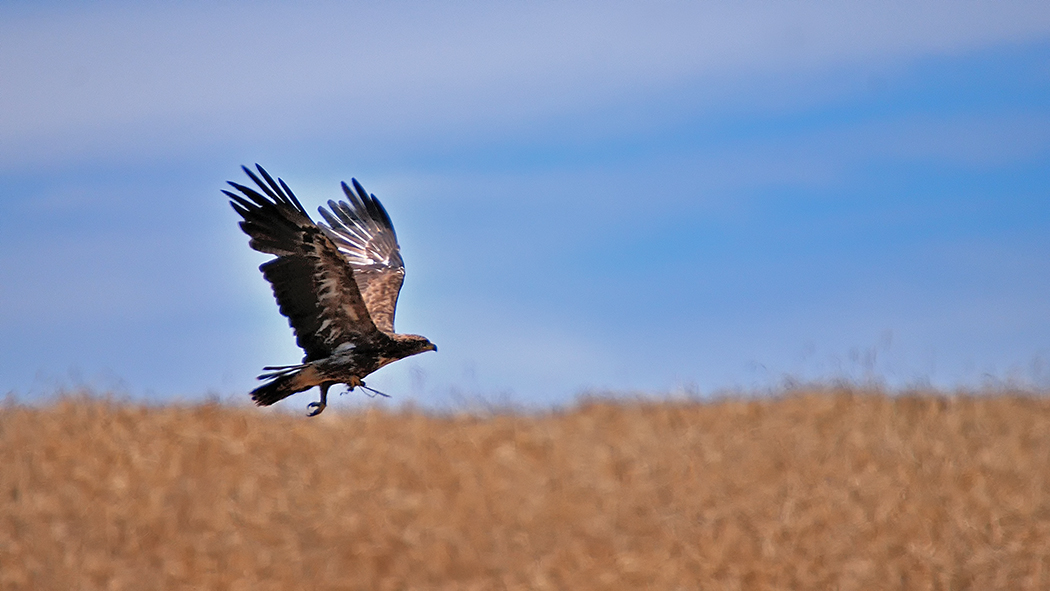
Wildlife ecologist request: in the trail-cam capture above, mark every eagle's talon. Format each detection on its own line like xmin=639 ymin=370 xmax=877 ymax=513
xmin=307 ymin=401 xmax=326 ymax=417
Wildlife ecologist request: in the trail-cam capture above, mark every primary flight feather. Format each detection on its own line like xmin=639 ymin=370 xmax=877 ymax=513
xmin=226 ymin=165 xmax=436 ymax=416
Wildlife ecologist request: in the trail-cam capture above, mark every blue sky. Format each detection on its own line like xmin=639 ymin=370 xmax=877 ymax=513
xmin=2 ymin=1 xmax=1048 ymax=408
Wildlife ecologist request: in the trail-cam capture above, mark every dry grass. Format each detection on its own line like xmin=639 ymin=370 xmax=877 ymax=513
xmin=2 ymin=389 xmax=1050 ymax=590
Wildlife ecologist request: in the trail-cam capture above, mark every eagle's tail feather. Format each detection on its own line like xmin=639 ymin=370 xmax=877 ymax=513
xmin=251 ymin=364 xmax=320 ymax=407
xmin=258 ymin=363 xmax=306 ymax=380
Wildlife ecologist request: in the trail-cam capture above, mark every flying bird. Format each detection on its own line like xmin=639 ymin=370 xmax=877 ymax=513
xmin=226 ymin=165 xmax=436 ymax=416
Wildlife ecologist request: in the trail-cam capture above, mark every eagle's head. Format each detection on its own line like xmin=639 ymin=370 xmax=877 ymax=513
xmin=397 ymin=334 xmax=438 ymax=357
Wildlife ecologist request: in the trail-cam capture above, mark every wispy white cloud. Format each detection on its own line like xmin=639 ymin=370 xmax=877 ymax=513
xmin=2 ymin=1 xmax=1048 ymax=170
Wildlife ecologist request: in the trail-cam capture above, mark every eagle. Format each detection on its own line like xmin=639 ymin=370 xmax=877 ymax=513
xmin=226 ymin=164 xmax=436 ymax=416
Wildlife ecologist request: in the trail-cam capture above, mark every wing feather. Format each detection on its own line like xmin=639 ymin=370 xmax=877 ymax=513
xmin=227 ymin=164 xmax=385 ymax=361
xmin=316 ymin=178 xmax=405 ymax=334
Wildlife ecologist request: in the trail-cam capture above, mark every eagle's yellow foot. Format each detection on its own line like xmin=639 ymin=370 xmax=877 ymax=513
xmin=347 ymin=376 xmax=362 ymax=390
xmin=307 ymin=401 xmax=326 ymax=417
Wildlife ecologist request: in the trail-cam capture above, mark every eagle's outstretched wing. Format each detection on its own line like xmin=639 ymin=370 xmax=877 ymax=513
xmin=316 ymin=179 xmax=405 ymax=334
xmin=225 ymin=165 xmax=384 ymax=362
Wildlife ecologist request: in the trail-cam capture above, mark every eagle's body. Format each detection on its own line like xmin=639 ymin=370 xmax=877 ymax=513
xmin=226 ymin=165 xmax=435 ymax=415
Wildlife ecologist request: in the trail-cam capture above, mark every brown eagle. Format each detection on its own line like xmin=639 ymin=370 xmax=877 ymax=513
xmin=226 ymin=165 xmax=436 ymax=416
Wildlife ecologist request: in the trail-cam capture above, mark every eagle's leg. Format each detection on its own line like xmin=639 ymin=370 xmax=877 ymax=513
xmin=307 ymin=383 xmax=331 ymax=417
xmin=346 ymin=376 xmax=362 ymax=390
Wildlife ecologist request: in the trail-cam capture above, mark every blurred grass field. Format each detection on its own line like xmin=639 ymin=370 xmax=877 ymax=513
xmin=2 ymin=389 xmax=1050 ymax=590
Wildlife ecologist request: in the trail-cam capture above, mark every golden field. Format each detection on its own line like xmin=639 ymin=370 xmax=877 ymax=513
xmin=2 ymin=389 xmax=1050 ymax=590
